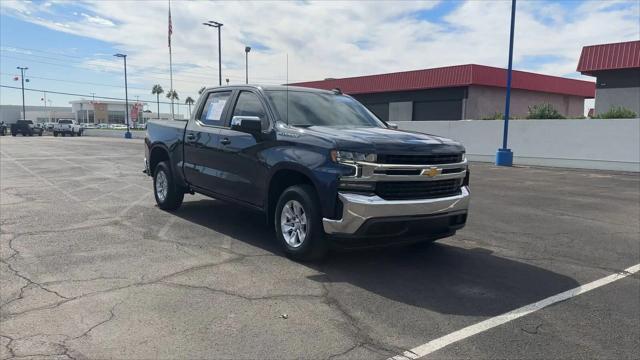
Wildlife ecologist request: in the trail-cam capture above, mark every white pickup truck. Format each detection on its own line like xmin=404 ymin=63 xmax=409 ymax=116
xmin=53 ymin=119 xmax=83 ymax=137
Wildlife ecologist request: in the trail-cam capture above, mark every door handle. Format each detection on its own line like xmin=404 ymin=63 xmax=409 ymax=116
xmin=220 ymin=137 xmax=231 ymax=145
xmin=186 ymin=133 xmax=196 ymax=142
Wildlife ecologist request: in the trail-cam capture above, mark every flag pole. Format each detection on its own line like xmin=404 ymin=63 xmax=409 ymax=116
xmin=168 ymin=0 xmax=175 ymax=119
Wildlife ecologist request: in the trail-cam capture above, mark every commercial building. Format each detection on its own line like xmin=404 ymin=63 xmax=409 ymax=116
xmin=577 ymin=40 xmax=640 ymax=116
xmin=292 ymin=64 xmax=595 ymax=121
xmin=70 ymin=100 xmax=183 ymax=124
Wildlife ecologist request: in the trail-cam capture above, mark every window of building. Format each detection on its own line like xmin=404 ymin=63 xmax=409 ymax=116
xmin=108 ymin=111 xmax=125 ymax=124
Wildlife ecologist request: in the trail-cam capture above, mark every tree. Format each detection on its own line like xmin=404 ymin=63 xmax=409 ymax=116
xmin=185 ymin=97 xmax=195 ymax=118
xmin=166 ymin=90 xmax=179 ymax=102
xmin=151 ymin=84 xmax=164 ymax=119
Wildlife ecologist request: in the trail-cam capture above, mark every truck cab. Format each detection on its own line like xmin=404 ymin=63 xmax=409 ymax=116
xmin=145 ymin=85 xmax=470 ymax=260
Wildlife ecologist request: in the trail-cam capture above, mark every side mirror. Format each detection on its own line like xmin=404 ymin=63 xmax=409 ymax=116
xmin=387 ymin=122 xmax=398 ymax=130
xmin=231 ymin=116 xmax=263 ymax=134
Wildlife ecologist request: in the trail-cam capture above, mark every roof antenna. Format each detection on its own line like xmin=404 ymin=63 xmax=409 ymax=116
xmin=286 ymin=53 xmax=289 ymax=126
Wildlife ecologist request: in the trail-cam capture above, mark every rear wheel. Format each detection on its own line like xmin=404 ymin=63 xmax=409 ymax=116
xmin=274 ymin=184 xmax=327 ymax=261
xmin=53 ymin=131 xmax=58 ymax=137
xmin=153 ymin=161 xmax=184 ymax=211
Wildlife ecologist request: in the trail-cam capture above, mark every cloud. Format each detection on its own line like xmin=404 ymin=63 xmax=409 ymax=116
xmin=2 ymin=0 xmax=639 ymax=102
xmin=80 ymin=13 xmax=115 ymax=27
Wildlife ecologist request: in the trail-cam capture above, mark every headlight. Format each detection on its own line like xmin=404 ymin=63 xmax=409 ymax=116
xmin=330 ymin=150 xmax=376 ymax=163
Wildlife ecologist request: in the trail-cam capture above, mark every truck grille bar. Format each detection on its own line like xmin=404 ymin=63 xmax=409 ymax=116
xmin=377 ymin=153 xmax=464 ymax=165
xmin=375 ymin=179 xmax=463 ymax=200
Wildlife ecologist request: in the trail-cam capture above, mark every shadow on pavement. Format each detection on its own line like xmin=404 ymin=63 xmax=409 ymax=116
xmin=174 ymin=198 xmax=579 ymax=317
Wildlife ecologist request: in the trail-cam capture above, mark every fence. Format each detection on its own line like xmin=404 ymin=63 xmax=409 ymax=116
xmin=397 ymin=119 xmax=640 ymax=172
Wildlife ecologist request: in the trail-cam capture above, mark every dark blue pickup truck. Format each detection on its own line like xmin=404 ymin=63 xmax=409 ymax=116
xmin=145 ymin=85 xmax=470 ymax=260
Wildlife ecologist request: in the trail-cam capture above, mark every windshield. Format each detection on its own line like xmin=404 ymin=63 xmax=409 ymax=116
xmin=265 ymin=90 xmax=385 ymax=128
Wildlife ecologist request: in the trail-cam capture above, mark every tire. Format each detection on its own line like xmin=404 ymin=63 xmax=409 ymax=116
xmin=53 ymin=132 xmax=58 ymax=137
xmin=21 ymin=132 xmax=26 ymax=136
xmin=11 ymin=133 xmax=16 ymax=137
xmin=153 ymin=161 xmax=184 ymax=211
xmin=62 ymin=132 xmax=66 ymax=137
xmin=38 ymin=131 xmax=43 ymax=136
xmin=274 ymin=184 xmax=328 ymax=261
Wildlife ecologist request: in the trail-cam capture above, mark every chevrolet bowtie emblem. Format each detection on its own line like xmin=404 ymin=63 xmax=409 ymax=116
xmin=422 ymin=167 xmax=442 ymax=177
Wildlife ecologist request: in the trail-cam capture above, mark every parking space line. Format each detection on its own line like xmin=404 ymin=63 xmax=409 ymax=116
xmin=389 ymin=263 xmax=640 ymax=360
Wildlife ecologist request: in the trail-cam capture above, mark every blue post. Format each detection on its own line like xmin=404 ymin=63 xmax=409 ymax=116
xmin=496 ymin=0 xmax=516 ymax=167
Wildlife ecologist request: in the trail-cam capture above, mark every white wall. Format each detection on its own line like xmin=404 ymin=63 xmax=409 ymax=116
xmin=397 ymin=119 xmax=640 ymax=172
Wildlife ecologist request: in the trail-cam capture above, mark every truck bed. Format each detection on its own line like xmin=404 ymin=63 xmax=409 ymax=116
xmin=146 ymin=119 xmax=188 ymax=148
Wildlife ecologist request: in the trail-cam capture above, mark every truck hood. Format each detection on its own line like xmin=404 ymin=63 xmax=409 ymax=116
xmin=300 ymin=126 xmax=465 ymax=155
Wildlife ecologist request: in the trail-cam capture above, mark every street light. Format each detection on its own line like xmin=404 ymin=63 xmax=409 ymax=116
xmin=113 ymin=53 xmax=132 ymax=139
xmin=16 ymin=67 xmax=28 ymax=120
xmin=203 ymin=20 xmax=223 ymax=86
xmin=245 ymin=46 xmax=251 ymax=84
xmin=496 ymin=0 xmax=517 ymax=167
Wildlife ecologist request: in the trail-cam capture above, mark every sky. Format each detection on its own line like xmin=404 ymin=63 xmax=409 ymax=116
xmin=1 ymin=0 xmax=639 ymax=115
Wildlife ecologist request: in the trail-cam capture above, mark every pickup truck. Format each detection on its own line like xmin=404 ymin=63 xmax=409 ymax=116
xmin=53 ymin=119 xmax=83 ymax=137
xmin=10 ymin=120 xmax=43 ymax=136
xmin=145 ymin=85 xmax=470 ymax=260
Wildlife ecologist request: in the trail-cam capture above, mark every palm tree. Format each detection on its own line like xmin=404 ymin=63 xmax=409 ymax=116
xmin=166 ymin=90 xmax=179 ymax=119
xmin=151 ymin=84 xmax=164 ymax=119
xmin=166 ymin=90 xmax=179 ymax=102
xmin=185 ymin=97 xmax=195 ymax=118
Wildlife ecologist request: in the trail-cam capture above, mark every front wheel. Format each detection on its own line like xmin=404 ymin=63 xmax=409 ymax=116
xmin=153 ymin=161 xmax=184 ymax=211
xmin=274 ymin=185 xmax=327 ymax=261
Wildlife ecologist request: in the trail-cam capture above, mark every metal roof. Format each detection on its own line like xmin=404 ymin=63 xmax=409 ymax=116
xmin=291 ymin=64 xmax=595 ymax=98
xmin=577 ymin=40 xmax=640 ymax=76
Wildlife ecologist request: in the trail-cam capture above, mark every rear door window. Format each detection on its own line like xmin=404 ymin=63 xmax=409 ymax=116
xmin=199 ymin=91 xmax=232 ymax=126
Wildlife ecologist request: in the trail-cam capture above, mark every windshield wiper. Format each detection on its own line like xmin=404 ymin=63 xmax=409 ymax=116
xmin=291 ymin=124 xmax=314 ymax=128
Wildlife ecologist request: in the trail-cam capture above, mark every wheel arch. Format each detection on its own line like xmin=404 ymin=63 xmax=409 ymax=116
xmin=266 ymin=165 xmax=320 ymax=226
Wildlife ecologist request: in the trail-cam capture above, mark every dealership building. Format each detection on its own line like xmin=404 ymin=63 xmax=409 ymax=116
xmin=70 ymin=100 xmax=183 ymax=123
xmin=577 ymin=40 xmax=640 ymax=116
xmin=292 ymin=64 xmax=595 ymax=121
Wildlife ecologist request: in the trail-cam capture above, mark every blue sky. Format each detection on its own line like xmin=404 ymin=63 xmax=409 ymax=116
xmin=1 ymin=0 xmax=638 ymax=114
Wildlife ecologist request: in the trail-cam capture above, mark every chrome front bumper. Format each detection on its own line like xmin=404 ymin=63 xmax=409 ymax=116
xmin=322 ymin=186 xmax=470 ymax=235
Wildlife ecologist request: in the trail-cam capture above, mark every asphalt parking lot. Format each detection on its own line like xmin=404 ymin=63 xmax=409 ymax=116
xmin=1 ymin=136 xmax=638 ymax=359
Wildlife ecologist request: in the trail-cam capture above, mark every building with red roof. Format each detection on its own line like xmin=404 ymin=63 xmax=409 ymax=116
xmin=292 ymin=64 xmax=595 ymax=121
xmin=577 ymin=40 xmax=640 ymax=116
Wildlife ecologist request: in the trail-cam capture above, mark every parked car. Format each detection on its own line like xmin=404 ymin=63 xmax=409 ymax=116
xmin=0 ymin=121 xmax=7 ymax=136
xmin=82 ymin=123 xmax=97 ymax=129
xmin=97 ymin=123 xmax=109 ymax=129
xmin=145 ymin=85 xmax=470 ymax=260
xmin=53 ymin=119 xmax=83 ymax=137
xmin=45 ymin=122 xmax=56 ymax=131
xmin=10 ymin=120 xmax=43 ymax=136
xmin=111 ymin=124 xmax=128 ymax=130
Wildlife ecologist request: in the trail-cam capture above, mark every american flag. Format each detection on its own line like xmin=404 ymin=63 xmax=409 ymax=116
xmin=168 ymin=6 xmax=173 ymax=48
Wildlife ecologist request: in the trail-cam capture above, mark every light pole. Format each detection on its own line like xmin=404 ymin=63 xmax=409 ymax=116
xmin=16 ymin=67 xmax=28 ymax=120
xmin=496 ymin=0 xmax=517 ymax=167
xmin=203 ymin=21 xmax=223 ymax=86
xmin=114 ymin=53 xmax=132 ymax=139
xmin=245 ymin=46 xmax=251 ymax=84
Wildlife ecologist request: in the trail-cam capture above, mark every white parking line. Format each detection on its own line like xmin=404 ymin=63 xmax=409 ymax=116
xmin=390 ymin=263 xmax=640 ymax=360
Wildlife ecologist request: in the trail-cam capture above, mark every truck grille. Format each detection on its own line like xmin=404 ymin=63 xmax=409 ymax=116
xmin=376 ymin=179 xmax=462 ymax=200
xmin=377 ymin=153 xmax=463 ymax=165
